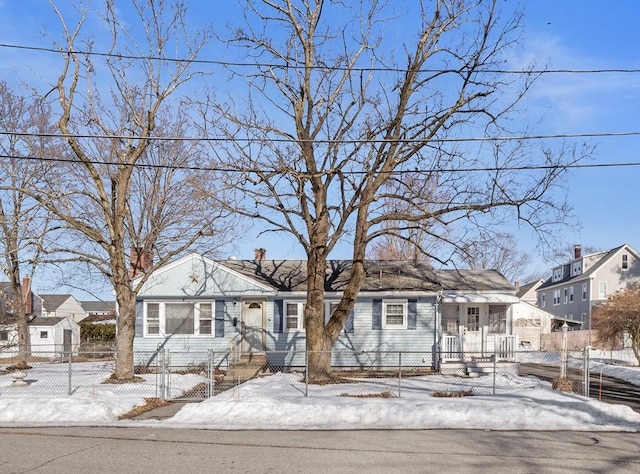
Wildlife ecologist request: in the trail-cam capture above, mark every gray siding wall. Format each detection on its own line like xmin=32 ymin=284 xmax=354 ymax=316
xmin=266 ymin=296 xmax=437 ymax=366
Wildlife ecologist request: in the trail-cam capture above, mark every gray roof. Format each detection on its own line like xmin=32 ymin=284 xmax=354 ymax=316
xmin=538 ymin=244 xmax=638 ymax=290
xmin=516 ymin=279 xmax=544 ymax=299
xmin=39 ymin=294 xmax=74 ymax=311
xmin=29 ymin=316 xmax=66 ymax=326
xmin=435 ymin=269 xmax=515 ymax=292
xmin=80 ymin=301 xmax=116 ymax=313
xmin=221 ymin=259 xmax=441 ymax=292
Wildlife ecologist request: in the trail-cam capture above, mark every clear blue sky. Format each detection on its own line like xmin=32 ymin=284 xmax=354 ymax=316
xmin=0 ymin=0 xmax=638 ymax=297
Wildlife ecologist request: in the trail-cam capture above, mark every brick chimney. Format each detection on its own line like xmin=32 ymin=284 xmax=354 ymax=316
xmin=574 ymin=245 xmax=582 ymax=259
xmin=129 ymin=247 xmax=154 ymax=279
xmin=254 ymin=248 xmax=266 ymax=262
xmin=514 ymin=281 xmax=520 ymax=291
xmin=21 ymin=277 xmax=32 ymax=315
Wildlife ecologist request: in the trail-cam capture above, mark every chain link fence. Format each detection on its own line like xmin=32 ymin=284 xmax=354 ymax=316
xmin=1 ymin=347 xmax=595 ymax=401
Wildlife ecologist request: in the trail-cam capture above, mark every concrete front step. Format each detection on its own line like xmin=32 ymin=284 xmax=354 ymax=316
xmin=227 ymin=353 xmax=268 ymax=381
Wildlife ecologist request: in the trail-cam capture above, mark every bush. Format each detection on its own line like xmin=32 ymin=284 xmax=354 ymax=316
xmin=80 ymin=322 xmax=116 ymax=343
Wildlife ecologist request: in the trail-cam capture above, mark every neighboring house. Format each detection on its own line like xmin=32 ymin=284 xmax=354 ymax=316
xmin=132 ymin=253 xmax=519 ymax=372
xmin=40 ymin=294 xmax=87 ymax=323
xmin=536 ymin=244 xmax=640 ymax=330
xmin=80 ymin=300 xmax=117 ymax=325
xmin=0 ymin=316 xmax=80 ymax=357
xmin=511 ymin=279 xmax=554 ymax=350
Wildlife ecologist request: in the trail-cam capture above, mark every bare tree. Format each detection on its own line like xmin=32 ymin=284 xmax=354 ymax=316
xmin=205 ymin=0 xmax=592 ymax=381
xmin=33 ymin=0 xmax=233 ymax=380
xmin=593 ymin=286 xmax=640 ymax=365
xmin=455 ymin=233 xmax=532 ymax=283
xmin=0 ymin=81 xmax=58 ymax=364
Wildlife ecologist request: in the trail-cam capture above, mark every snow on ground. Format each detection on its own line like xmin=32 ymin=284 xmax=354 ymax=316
xmin=0 ymin=349 xmax=638 ymax=431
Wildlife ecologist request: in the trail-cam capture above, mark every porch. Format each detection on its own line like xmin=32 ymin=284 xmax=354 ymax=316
xmin=439 ymin=334 xmax=520 ymax=376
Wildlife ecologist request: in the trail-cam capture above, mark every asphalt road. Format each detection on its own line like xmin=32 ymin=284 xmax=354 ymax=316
xmin=0 ymin=427 xmax=638 ymax=474
xmin=520 ymin=363 xmax=640 ymax=413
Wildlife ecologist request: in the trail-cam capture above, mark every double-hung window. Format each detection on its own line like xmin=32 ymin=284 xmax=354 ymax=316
xmin=145 ymin=301 xmax=215 ymax=336
xmin=582 ymin=283 xmax=587 ymax=301
xmin=553 ymin=290 xmax=560 ymax=305
xmin=488 ymin=305 xmax=506 ymax=333
xmin=382 ymin=300 xmax=407 ymax=329
xmin=569 ymin=286 xmax=574 ymax=303
xmin=285 ymin=302 xmax=305 ymax=331
xmin=563 ymin=288 xmax=568 ymax=304
xmin=622 ymin=254 xmax=628 ymax=270
xmin=598 ymin=282 xmax=607 ymax=299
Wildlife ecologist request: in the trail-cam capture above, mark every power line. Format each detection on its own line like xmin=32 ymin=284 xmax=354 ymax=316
xmin=2 ymin=130 xmax=639 ymax=143
xmin=1 ymin=43 xmax=639 ymax=75
xmin=1 ymin=153 xmax=638 ymax=175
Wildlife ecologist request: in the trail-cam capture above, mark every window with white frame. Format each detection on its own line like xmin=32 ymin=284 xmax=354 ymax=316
xmin=581 ymin=312 xmax=586 ymax=321
xmin=569 ymin=286 xmax=574 ymax=303
xmin=598 ymin=282 xmax=607 ymax=299
xmin=582 ymin=283 xmax=587 ymax=301
xmin=144 ymin=301 xmax=215 ymax=336
xmin=622 ymin=254 xmax=628 ymax=270
xmin=553 ymin=267 xmax=563 ymax=282
xmin=199 ymin=303 xmax=213 ymax=335
xmin=0 ymin=331 xmax=8 ymax=342
xmin=382 ymin=300 xmax=407 ymax=329
xmin=40 ymin=331 xmax=48 ymax=339
xmin=147 ymin=303 xmax=160 ymax=335
xmin=572 ymin=262 xmax=581 ymax=276
xmin=553 ymin=290 xmax=560 ymax=305
xmin=541 ymin=293 xmax=546 ymax=308
xmin=563 ymin=288 xmax=568 ymax=304
xmin=285 ymin=301 xmax=305 ymax=331
xmin=488 ymin=305 xmax=506 ymax=333
xmin=466 ymin=307 xmax=480 ymax=331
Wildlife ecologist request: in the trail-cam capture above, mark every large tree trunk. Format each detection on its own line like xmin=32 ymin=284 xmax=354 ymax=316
xmin=114 ymin=287 xmax=137 ymax=380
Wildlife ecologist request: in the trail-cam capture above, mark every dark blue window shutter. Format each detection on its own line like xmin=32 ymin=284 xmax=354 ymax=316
xmin=372 ymin=299 xmax=382 ymax=330
xmin=274 ymin=299 xmax=284 ymax=333
xmin=215 ymin=300 xmax=225 ymax=337
xmin=344 ymin=309 xmax=354 ymax=333
xmin=408 ymin=299 xmax=417 ymax=330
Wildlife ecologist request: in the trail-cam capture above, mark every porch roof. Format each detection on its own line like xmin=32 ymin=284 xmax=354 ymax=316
xmin=441 ymin=293 xmax=520 ymax=304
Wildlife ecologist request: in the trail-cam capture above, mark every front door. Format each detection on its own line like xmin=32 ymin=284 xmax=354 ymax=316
xmin=241 ymin=301 xmax=265 ymax=353
xmin=463 ymin=305 xmax=483 ymax=354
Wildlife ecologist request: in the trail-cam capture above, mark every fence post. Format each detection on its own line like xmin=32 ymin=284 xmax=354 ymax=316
xmin=492 ymin=351 xmax=496 ymax=395
xmin=68 ymin=350 xmax=73 ymax=396
xmin=208 ymin=350 xmax=214 ymax=399
xmin=305 ymin=350 xmax=309 ymax=397
xmin=398 ymin=351 xmax=402 ymax=398
xmin=583 ymin=347 xmax=590 ymax=398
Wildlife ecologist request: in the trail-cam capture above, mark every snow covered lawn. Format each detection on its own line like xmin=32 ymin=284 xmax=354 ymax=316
xmin=0 ymin=355 xmax=639 ymax=431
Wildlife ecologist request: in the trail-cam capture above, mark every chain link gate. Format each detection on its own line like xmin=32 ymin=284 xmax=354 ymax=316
xmin=156 ymin=349 xmax=216 ymax=401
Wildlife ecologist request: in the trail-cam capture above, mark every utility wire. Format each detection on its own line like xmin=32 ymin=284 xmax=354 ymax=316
xmin=1 ymin=43 xmax=639 ymax=75
xmin=1 ymin=153 xmax=638 ymax=174
xmin=2 ymin=130 xmax=639 ymax=143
